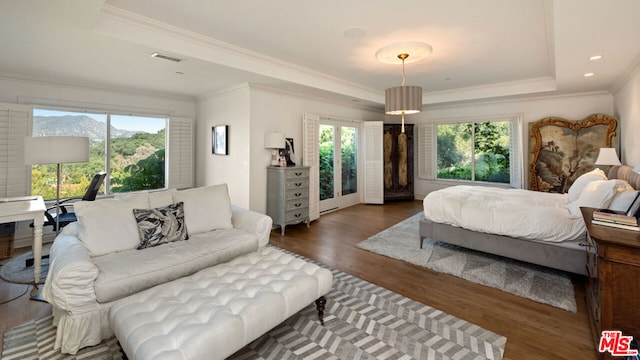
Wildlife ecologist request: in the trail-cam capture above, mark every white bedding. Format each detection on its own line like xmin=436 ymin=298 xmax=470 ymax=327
xmin=423 ymin=185 xmax=586 ymax=242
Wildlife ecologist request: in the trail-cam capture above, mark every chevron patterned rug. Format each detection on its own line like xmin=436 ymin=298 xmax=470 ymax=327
xmin=357 ymin=213 xmax=577 ymax=312
xmin=2 ymin=250 xmax=506 ymax=360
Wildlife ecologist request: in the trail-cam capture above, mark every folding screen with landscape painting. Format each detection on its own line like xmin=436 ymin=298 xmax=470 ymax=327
xmin=529 ymin=113 xmax=618 ymax=193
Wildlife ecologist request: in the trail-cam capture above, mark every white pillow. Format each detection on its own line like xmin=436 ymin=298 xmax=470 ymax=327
xmin=173 ymin=184 xmax=233 ymax=234
xmin=567 ymin=168 xmax=607 ymax=202
xmin=113 ymin=191 xmax=149 ymax=206
xmin=74 ymin=196 xmax=149 ymax=256
xmin=608 ymin=189 xmax=639 ymax=212
xmin=567 ymin=179 xmax=632 ymax=216
xmin=148 ymin=188 xmax=177 ymax=208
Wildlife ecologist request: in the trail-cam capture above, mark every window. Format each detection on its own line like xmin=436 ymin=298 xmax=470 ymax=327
xmin=419 ymin=116 xmax=522 ymax=187
xmin=31 ymin=108 xmax=167 ymax=199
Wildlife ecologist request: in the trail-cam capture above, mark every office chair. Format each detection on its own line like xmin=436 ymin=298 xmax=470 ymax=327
xmin=42 ymin=171 xmax=107 ymax=232
xmin=26 ymin=172 xmax=106 ymax=267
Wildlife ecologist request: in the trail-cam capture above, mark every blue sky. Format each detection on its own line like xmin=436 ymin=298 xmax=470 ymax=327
xmin=34 ymin=108 xmax=165 ymax=133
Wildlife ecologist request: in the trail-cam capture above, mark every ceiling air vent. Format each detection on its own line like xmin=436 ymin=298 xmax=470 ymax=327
xmin=150 ymin=52 xmax=183 ymax=63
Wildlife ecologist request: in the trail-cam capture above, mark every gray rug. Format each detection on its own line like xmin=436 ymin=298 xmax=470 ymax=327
xmin=3 ymin=250 xmax=507 ymax=360
xmin=357 ymin=213 xmax=577 ymax=312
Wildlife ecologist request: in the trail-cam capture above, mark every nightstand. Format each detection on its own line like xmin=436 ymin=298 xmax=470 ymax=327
xmin=581 ymin=207 xmax=640 ymax=359
xmin=266 ymin=166 xmax=310 ymax=235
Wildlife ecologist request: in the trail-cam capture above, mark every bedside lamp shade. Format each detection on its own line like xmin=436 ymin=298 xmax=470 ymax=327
xmin=24 ymin=136 xmax=89 ymax=165
xmin=264 ymin=132 xmax=285 ymax=166
xmin=594 ymin=148 xmax=621 ymax=166
xmin=264 ymin=132 xmax=285 ymax=149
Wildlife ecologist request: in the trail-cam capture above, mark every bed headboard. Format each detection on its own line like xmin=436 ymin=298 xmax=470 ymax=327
xmin=608 ymin=165 xmax=640 ymax=190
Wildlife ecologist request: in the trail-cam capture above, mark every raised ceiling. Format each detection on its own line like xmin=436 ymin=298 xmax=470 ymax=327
xmin=1 ymin=0 xmax=639 ymax=109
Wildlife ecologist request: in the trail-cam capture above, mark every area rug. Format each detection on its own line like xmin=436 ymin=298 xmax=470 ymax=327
xmin=2 ymin=250 xmax=507 ymax=360
xmin=357 ymin=213 xmax=577 ymax=312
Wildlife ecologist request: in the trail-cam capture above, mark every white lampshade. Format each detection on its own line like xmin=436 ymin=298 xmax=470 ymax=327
xmin=594 ymin=148 xmax=621 ymax=166
xmin=24 ymin=136 xmax=89 ymax=165
xmin=264 ymin=132 xmax=285 ymax=149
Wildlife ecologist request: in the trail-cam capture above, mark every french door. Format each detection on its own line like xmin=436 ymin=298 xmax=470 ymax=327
xmin=319 ymin=120 xmax=359 ymax=213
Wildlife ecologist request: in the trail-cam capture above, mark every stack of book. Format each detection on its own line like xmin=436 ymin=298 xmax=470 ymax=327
xmin=592 ymin=210 xmax=640 ymax=231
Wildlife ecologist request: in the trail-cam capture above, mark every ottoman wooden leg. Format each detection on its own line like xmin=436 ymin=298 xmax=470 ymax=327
xmin=315 ymin=296 xmax=326 ymax=325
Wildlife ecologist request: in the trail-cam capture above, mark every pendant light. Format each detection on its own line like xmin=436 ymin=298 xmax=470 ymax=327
xmin=377 ymin=42 xmax=431 ymax=132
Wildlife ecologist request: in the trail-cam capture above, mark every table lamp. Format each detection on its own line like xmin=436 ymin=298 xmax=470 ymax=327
xmin=264 ymin=132 xmax=285 ymax=166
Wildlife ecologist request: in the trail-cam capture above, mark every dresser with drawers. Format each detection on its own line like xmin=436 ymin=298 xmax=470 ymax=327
xmin=267 ymin=166 xmax=310 ymax=235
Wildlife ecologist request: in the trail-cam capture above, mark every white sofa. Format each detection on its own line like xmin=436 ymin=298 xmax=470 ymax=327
xmin=41 ymin=184 xmax=273 ymax=355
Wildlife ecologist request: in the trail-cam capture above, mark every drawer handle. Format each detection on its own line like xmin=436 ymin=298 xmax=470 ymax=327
xmin=294 ymin=213 xmax=302 ymax=218
xmin=294 ymin=193 xmax=302 ymax=197
xmin=295 ymin=172 xmax=302 ymax=176
xmin=294 ymin=203 xmax=302 ymax=208
xmin=295 ymin=182 xmax=302 ymax=187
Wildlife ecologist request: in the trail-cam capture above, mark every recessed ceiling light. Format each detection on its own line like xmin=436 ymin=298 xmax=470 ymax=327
xmin=584 ymin=72 xmax=595 ymax=77
xmin=343 ymin=27 xmax=367 ymax=39
xmin=150 ymin=52 xmax=183 ymax=63
xmin=589 ymin=55 xmax=603 ymax=61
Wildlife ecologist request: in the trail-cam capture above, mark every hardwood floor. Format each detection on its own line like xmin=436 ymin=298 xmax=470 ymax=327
xmin=270 ymin=201 xmax=597 ymax=360
xmin=0 ymin=201 xmax=596 ymax=359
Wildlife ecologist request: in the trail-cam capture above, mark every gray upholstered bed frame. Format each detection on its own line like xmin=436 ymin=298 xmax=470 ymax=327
xmin=418 ymin=165 xmax=640 ymax=276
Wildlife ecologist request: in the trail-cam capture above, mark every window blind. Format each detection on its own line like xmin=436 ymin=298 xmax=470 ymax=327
xmin=302 ymin=113 xmax=320 ymax=221
xmin=0 ymin=103 xmax=31 ymax=197
xmin=363 ymin=121 xmax=384 ymax=204
xmin=167 ymin=116 xmax=194 ymax=189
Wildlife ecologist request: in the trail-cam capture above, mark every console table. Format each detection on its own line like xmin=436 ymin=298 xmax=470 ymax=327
xmin=0 ymin=196 xmax=46 ymax=283
xmin=581 ymin=207 xmax=640 ymax=359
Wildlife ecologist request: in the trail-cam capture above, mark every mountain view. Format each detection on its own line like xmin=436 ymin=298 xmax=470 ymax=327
xmin=31 ymin=114 xmax=166 ymax=199
xmin=33 ymin=115 xmax=141 ymax=140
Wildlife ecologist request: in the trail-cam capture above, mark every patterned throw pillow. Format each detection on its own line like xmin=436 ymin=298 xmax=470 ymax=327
xmin=133 ymin=202 xmax=189 ymax=249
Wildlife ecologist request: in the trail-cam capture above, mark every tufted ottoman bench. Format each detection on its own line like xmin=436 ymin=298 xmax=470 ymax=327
xmin=109 ymin=247 xmax=333 ymax=360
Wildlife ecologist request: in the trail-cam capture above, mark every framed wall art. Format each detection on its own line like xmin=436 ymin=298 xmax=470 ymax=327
xmin=212 ymin=125 xmax=228 ymax=155
xmin=528 ymin=113 xmax=617 ymax=193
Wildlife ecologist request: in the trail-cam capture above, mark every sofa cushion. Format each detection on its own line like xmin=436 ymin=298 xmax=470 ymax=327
xmin=133 ymin=202 xmax=189 ymax=249
xmin=148 ymin=188 xmax=177 ymax=208
xmin=74 ymin=196 xmax=149 ymax=256
xmin=173 ymin=184 xmax=233 ymax=234
xmin=92 ymin=228 xmax=258 ymax=303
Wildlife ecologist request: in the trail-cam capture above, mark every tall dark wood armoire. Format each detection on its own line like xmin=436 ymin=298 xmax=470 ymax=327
xmin=383 ymin=124 xmax=414 ymax=201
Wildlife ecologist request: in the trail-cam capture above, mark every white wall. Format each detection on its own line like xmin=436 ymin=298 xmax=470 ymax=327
xmin=195 ymin=85 xmax=251 ymax=208
xmin=411 ymin=92 xmax=615 ymax=198
xmin=195 ymin=84 xmax=384 ymax=213
xmin=0 ymin=76 xmax=196 ymax=248
xmin=613 ymin=67 xmax=640 ymax=167
xmin=0 ymin=76 xmax=195 ymax=118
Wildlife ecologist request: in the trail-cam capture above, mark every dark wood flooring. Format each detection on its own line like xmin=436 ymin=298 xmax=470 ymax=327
xmin=0 ymin=200 xmax=596 ymax=359
xmin=270 ymin=201 xmax=596 ymax=360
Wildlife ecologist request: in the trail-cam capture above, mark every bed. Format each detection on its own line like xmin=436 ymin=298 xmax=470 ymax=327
xmin=419 ymin=165 xmax=640 ymax=275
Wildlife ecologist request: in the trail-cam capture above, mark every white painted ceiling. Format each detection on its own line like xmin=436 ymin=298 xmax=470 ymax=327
xmin=1 ymin=0 xmax=639 ymax=109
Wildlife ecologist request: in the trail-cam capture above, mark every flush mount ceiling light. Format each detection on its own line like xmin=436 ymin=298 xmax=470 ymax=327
xmin=150 ymin=52 xmax=183 ymax=63
xmin=376 ymin=41 xmax=431 ymax=133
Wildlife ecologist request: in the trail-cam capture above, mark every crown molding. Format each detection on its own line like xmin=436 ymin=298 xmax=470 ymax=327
xmin=97 ymin=5 xmax=383 ymax=104
xmin=0 ymin=72 xmax=195 ymax=103
xmin=422 ymin=77 xmax=557 ymax=105
xmin=609 ymin=54 xmax=640 ymax=94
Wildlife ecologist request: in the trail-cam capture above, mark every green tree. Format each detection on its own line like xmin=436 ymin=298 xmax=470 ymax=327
xmin=111 ymin=149 xmax=165 ymax=193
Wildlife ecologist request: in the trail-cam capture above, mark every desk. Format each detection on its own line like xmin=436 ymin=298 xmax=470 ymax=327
xmin=0 ymin=196 xmax=45 ymax=283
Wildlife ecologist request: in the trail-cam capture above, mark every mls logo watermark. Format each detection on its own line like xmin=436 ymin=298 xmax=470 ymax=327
xmin=599 ymin=331 xmax=638 ymax=357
